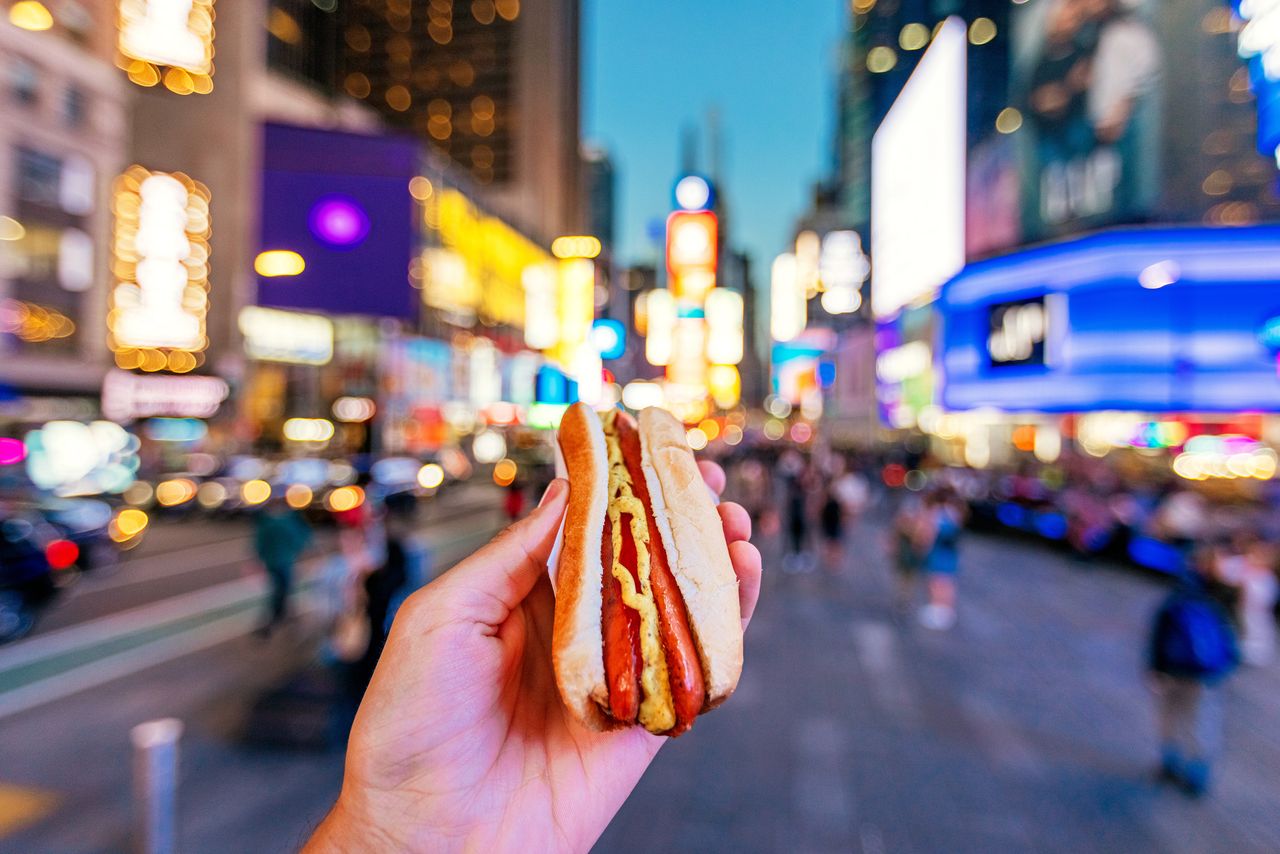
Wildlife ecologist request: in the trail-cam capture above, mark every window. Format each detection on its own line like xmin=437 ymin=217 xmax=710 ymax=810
xmin=16 ymin=148 xmax=62 ymax=208
xmin=63 ymin=86 xmax=88 ymax=128
xmin=9 ymin=59 xmax=39 ymax=106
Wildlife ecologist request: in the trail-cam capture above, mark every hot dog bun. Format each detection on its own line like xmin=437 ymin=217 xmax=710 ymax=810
xmin=551 ymin=402 xmax=613 ymax=730
xmin=638 ymin=407 xmax=743 ymax=706
xmin=552 ymin=403 xmax=742 ymax=732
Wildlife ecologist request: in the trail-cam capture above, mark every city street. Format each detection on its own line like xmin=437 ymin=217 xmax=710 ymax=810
xmin=2 ymin=505 xmax=1278 ymax=852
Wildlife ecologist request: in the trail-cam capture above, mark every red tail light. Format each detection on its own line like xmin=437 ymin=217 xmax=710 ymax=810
xmin=46 ymin=539 xmax=79 ymax=570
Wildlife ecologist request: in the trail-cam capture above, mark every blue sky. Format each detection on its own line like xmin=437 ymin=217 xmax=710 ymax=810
xmin=583 ymin=1 xmax=846 ymax=270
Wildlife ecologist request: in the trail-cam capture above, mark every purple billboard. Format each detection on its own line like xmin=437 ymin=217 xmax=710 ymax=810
xmin=257 ymin=123 xmax=417 ymax=320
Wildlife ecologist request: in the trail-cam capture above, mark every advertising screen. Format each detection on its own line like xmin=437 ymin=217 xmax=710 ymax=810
xmin=257 ymin=123 xmax=417 ymax=320
xmin=939 ymin=225 xmax=1280 ymax=412
xmin=988 ymin=0 xmax=1280 ymax=251
xmin=871 ymin=17 xmax=967 ymax=319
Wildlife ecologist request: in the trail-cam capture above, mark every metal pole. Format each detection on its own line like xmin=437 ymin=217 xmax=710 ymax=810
xmin=131 ymin=717 xmax=183 ymax=854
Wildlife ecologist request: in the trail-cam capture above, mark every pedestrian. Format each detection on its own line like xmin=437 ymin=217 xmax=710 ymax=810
xmin=784 ymin=470 xmax=811 ymax=571
xmin=917 ymin=489 xmax=964 ymax=630
xmin=504 ymin=479 xmax=526 ymax=523
xmin=1215 ymin=535 xmax=1278 ymax=666
xmin=889 ymin=493 xmax=924 ymax=615
xmin=353 ymin=528 xmax=411 ymax=694
xmin=252 ymin=496 xmax=312 ymax=637
xmin=1147 ymin=553 xmax=1240 ymax=797
xmin=819 ymin=484 xmax=844 ymax=572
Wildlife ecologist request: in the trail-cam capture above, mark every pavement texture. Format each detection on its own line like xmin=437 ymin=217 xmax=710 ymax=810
xmin=2 ymin=505 xmax=1279 ymax=852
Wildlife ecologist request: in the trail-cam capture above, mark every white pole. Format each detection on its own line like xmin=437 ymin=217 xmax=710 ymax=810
xmin=131 ymin=717 xmax=183 ymax=854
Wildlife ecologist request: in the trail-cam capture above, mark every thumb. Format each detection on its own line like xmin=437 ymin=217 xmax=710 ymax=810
xmin=443 ymin=478 xmax=568 ymax=625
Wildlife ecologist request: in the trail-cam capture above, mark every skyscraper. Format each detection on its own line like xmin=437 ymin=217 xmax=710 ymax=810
xmin=337 ymin=0 xmax=582 ymax=240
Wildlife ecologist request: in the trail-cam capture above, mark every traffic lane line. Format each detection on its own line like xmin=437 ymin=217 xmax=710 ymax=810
xmin=2 ymin=521 xmax=500 ymax=673
xmin=0 ymin=524 xmax=503 ymax=718
xmin=82 ymin=495 xmax=504 ymax=595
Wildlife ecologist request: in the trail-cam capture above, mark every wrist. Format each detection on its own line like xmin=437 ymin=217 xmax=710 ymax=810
xmin=303 ymin=790 xmax=403 ymax=853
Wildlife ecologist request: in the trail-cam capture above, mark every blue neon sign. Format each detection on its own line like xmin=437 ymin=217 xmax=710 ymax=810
xmin=939 ymin=225 xmax=1280 ymax=412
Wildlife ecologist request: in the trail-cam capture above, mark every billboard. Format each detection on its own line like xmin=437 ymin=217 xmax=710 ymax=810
xmin=1011 ymin=0 xmax=1163 ymax=241
xmin=988 ymin=0 xmax=1280 ymax=251
xmin=939 ymin=225 xmax=1280 ymax=412
xmin=871 ymin=17 xmax=966 ymax=319
xmin=257 ymin=123 xmax=417 ymax=320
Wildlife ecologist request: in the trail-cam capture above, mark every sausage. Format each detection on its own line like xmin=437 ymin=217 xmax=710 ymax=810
xmin=601 ymin=512 xmax=640 ymax=722
xmin=615 ymin=414 xmax=707 ymax=734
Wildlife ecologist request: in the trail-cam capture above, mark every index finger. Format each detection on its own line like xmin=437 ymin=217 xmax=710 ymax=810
xmin=698 ymin=460 xmax=726 ymax=497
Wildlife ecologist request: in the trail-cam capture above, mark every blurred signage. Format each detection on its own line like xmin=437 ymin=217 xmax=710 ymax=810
xmin=109 ymin=167 xmax=211 ymax=373
xmin=259 ymin=124 xmax=417 ymax=320
xmin=1234 ymin=0 xmax=1280 ymax=163
xmin=705 ymin=288 xmax=744 ymax=365
xmin=468 ymin=338 xmax=501 ymax=407
xmin=667 ymin=318 xmax=708 ymax=389
xmin=871 ymin=16 xmax=966 ymax=319
xmin=521 ymin=261 xmax=559 ymax=350
xmin=554 ymin=258 xmax=595 ymax=366
xmin=818 ymin=230 xmax=868 ymax=315
xmin=1012 ymin=0 xmax=1160 ymax=240
xmin=591 ymin=319 xmax=626 ymax=360
xmin=507 ymin=351 xmax=540 ymax=407
xmin=551 ymin=235 xmax=602 ymax=259
xmin=666 ymin=210 xmax=718 ymax=300
xmin=987 ymin=297 xmax=1048 ymax=368
xmin=425 ymin=188 xmax=548 ymax=327
xmin=238 ymin=306 xmax=333 ymax=365
xmin=117 ymin=0 xmax=216 ymax=94
xmin=770 ymin=252 xmax=805 ymax=342
xmin=380 ymin=336 xmax=452 ymax=453
xmin=101 ymin=370 xmax=229 ymax=422
xmin=644 ymin=288 xmax=676 ymax=366
xmin=940 ymin=225 xmax=1280 ymax=411
xmin=707 ymin=364 xmax=741 ymax=409
xmin=25 ymin=421 xmax=140 ymax=496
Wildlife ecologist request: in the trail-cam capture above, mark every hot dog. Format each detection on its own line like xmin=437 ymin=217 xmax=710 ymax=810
xmin=552 ymin=403 xmax=743 ymax=736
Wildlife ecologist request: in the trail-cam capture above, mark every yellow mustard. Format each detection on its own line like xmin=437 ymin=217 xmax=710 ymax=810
xmin=601 ymin=409 xmax=674 ymax=731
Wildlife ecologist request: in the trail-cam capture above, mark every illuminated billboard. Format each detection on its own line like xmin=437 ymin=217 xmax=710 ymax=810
xmin=117 ymin=0 xmax=216 ymax=95
xmin=109 ymin=166 xmax=210 ymax=373
xmin=258 ymin=124 xmax=417 ymax=320
xmin=985 ymin=0 xmax=1280 ymax=251
xmin=871 ymin=16 xmax=966 ymax=319
xmin=939 ymin=225 xmax=1280 ymax=412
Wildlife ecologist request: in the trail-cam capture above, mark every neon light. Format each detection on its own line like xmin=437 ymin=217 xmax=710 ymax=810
xmin=109 ymin=167 xmax=211 ymax=371
xmin=591 ymin=319 xmax=626 ymax=360
xmin=309 ymin=196 xmax=369 ymax=247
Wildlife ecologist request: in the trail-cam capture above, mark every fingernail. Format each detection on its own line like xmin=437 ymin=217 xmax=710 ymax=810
xmin=538 ymin=478 xmax=568 ymax=507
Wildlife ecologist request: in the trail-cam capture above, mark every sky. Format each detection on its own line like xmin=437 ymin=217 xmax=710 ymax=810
xmin=583 ymin=1 xmax=846 ymax=271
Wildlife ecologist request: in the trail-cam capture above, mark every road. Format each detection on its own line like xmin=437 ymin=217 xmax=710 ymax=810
xmin=2 ymin=500 xmax=1279 ymax=852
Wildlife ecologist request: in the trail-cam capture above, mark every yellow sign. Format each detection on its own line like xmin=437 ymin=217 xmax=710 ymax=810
xmin=553 ymin=258 xmax=595 ymax=366
xmin=117 ymin=0 xmax=216 ymax=95
xmin=423 ymin=189 xmax=549 ymax=329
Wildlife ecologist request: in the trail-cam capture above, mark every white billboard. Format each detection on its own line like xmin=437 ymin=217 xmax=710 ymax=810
xmin=871 ymin=16 xmax=967 ymax=319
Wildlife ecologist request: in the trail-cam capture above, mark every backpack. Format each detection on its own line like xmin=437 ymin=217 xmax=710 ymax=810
xmin=1154 ymin=592 xmax=1239 ymax=680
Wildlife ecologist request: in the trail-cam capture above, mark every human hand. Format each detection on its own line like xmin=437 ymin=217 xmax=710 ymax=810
xmin=304 ymin=461 xmax=763 ymax=853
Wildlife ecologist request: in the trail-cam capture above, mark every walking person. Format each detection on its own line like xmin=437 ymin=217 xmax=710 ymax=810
xmin=784 ymin=469 xmax=811 ymax=572
xmin=889 ymin=492 xmax=925 ymax=616
xmin=819 ymin=483 xmax=845 ymax=572
xmin=252 ymin=496 xmax=313 ymax=637
xmin=1147 ymin=553 xmax=1240 ymax=797
xmin=917 ymin=489 xmax=964 ymax=630
xmin=1215 ymin=535 xmax=1277 ymax=667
